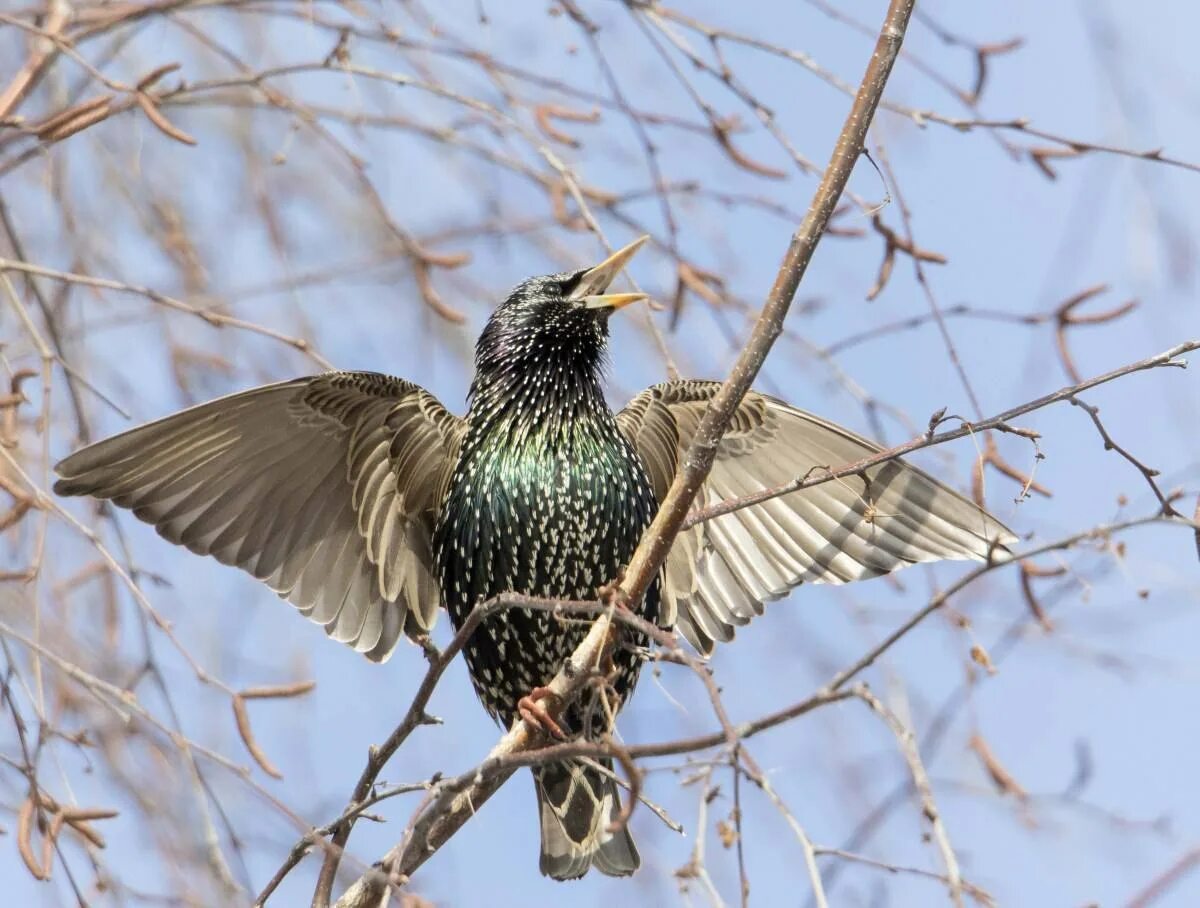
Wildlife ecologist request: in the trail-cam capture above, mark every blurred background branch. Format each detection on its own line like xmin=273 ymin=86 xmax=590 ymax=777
xmin=0 ymin=1 xmax=1198 ymax=906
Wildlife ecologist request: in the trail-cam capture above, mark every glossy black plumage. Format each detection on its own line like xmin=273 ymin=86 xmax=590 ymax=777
xmin=434 ymin=274 xmax=660 ymax=727
xmin=52 ymin=239 xmax=1016 ymax=881
xmin=431 ymin=272 xmax=658 ymax=878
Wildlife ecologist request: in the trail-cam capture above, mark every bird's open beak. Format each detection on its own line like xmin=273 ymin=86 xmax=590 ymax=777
xmin=570 ymin=236 xmax=650 ymax=311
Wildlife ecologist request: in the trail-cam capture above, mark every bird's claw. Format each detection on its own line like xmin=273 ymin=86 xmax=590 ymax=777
xmin=597 ymin=570 xmax=630 ymax=610
xmin=518 ymin=686 xmax=567 ymax=740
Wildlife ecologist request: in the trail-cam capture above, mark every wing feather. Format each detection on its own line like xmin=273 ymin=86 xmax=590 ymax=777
xmin=54 ymin=374 xmax=464 ymax=662
xmin=619 ymin=381 xmax=1016 ymax=653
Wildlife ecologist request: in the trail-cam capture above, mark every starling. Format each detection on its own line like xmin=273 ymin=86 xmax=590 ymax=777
xmin=53 ymin=237 xmax=1015 ymax=880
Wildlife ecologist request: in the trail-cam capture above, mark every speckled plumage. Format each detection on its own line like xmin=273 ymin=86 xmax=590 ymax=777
xmin=433 ymin=274 xmax=659 ymax=730
xmin=51 ymin=241 xmax=1018 ymax=882
xmin=430 ymin=276 xmax=659 ymax=879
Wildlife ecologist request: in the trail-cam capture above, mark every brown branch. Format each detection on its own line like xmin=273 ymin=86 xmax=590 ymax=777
xmin=1053 ymin=283 xmax=1138 ymax=382
xmin=17 ymin=794 xmax=54 ymax=881
xmin=865 ymin=211 xmax=948 ymax=302
xmin=533 ymin=102 xmax=600 ymax=147
xmin=823 ymin=513 xmax=1194 ymax=702
xmin=0 ymin=4 xmax=69 ymax=121
xmin=0 ymin=258 xmax=329 ymax=367
xmin=968 ymin=734 xmax=1029 ymax=802
xmin=326 ymin=611 xmax=620 ymax=908
xmin=1194 ymin=497 xmax=1200 ymax=565
xmin=1069 ymin=395 xmax=1178 ymax=516
xmin=32 ymin=94 xmax=115 ymax=142
xmin=1018 ymin=561 xmax=1064 ymax=631
xmin=1126 ymin=847 xmax=1200 ymax=908
xmin=813 ymin=847 xmax=996 ymax=906
xmin=233 ymin=685 xmax=314 ymax=781
xmin=876 ymin=109 xmax=1200 ymax=177
xmin=620 ymin=0 xmax=916 ymax=609
xmin=972 ymin=435 xmax=1050 ymax=507
xmin=855 ymin=687 xmax=964 ymax=907
xmin=710 ymin=121 xmax=788 ymax=179
xmin=4 ymin=3 xmax=1192 ymax=903
xmin=308 ymin=590 xmax=636 ymax=904
xmin=305 ymin=611 xmax=492 ymax=903
xmin=136 ymin=91 xmax=197 ymax=146
xmin=322 ymin=4 xmax=918 ymax=901
xmin=684 ymin=340 xmax=1198 ymax=529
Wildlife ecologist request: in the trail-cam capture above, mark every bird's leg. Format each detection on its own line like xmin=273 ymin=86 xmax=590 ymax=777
xmin=518 ymin=686 xmax=567 ymax=740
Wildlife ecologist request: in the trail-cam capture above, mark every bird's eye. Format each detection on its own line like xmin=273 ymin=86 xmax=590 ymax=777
xmin=558 ymin=271 xmax=585 ymax=297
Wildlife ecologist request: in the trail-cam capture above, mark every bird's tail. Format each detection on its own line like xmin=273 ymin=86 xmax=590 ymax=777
xmin=533 ymin=758 xmax=639 ymax=880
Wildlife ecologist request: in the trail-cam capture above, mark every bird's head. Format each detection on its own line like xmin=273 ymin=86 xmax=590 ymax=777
xmin=473 ymin=237 xmax=649 ymax=391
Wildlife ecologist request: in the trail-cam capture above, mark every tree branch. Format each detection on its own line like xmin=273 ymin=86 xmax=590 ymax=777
xmin=685 ymin=339 xmax=1197 ymax=528
xmin=328 ymin=612 xmax=619 ymax=907
xmin=321 ymin=1 xmax=918 ymax=903
xmin=618 ymin=0 xmax=917 ymax=608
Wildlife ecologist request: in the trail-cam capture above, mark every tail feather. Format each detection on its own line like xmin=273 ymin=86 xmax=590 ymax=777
xmin=533 ymin=759 xmax=639 ymax=880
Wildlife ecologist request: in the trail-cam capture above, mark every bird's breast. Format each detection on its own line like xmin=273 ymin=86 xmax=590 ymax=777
xmin=432 ymin=414 xmax=660 ymax=724
xmin=435 ymin=423 xmax=657 ymax=616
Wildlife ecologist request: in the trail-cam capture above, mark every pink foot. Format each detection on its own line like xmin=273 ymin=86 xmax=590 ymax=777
xmin=518 ymin=686 xmax=567 ymax=740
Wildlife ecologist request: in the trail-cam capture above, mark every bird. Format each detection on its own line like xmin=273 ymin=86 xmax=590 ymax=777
xmin=53 ymin=236 xmax=1016 ymax=880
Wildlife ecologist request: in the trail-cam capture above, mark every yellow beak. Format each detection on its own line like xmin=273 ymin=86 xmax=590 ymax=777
xmin=569 ymin=236 xmax=650 ymax=311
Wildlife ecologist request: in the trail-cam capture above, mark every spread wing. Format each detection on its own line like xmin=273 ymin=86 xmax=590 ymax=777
xmin=54 ymin=372 xmax=465 ymax=662
xmin=618 ymin=381 xmax=1016 ymax=654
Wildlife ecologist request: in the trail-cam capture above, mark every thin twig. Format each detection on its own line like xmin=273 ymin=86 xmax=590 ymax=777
xmin=325 ymin=8 xmax=919 ymax=899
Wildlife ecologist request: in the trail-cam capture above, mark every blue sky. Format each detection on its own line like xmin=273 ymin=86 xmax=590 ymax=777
xmin=5 ymin=1 xmax=1200 ymax=905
